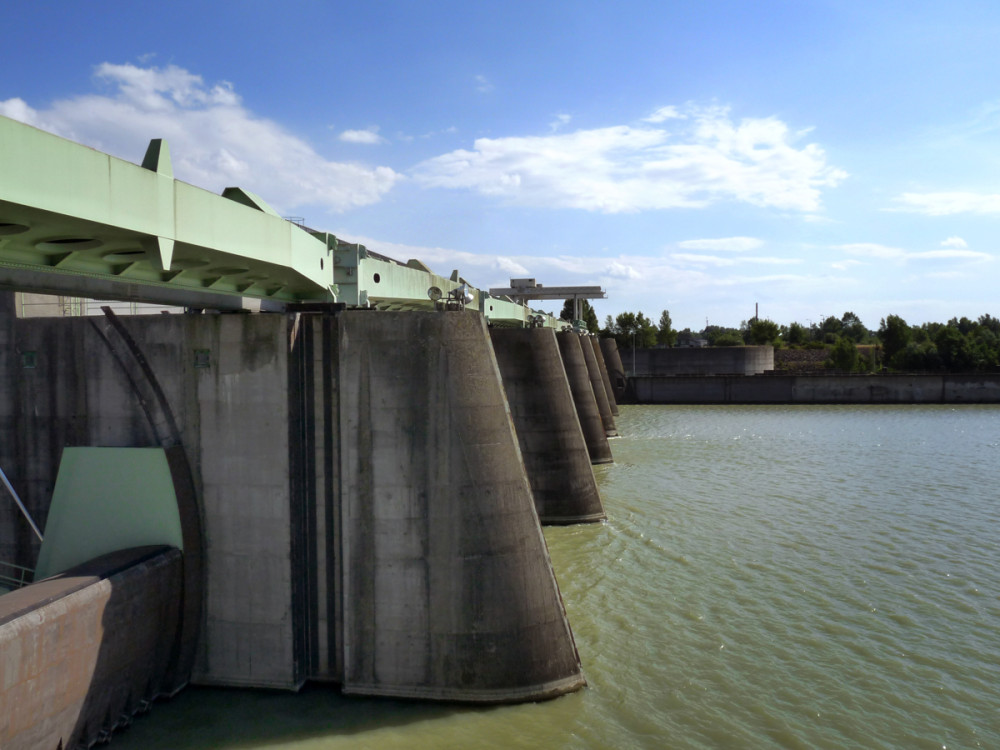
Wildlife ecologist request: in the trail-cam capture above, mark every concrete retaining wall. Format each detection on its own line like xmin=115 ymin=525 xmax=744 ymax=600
xmin=0 ymin=546 xmax=182 ymax=750
xmin=628 ymin=346 xmax=774 ymax=377
xmin=631 ymin=373 xmax=1000 ymax=403
xmin=0 ymin=311 xmax=300 ymax=689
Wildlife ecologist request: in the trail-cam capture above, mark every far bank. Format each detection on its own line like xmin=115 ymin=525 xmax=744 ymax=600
xmin=621 ymin=345 xmax=1000 ymax=403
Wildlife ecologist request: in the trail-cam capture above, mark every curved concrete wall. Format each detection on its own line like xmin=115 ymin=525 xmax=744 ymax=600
xmin=337 ymin=311 xmax=585 ymax=701
xmin=556 ymin=332 xmax=613 ymax=465
xmin=600 ymin=338 xmax=627 ymax=402
xmin=489 ymin=328 xmax=605 ymax=524
xmin=589 ymin=336 xmax=618 ymax=416
xmin=579 ymin=334 xmax=618 ymax=437
xmin=0 ymin=546 xmax=183 ymax=750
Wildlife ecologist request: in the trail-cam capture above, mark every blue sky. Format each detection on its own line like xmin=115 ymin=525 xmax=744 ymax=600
xmin=3 ymin=0 xmax=999 ymax=330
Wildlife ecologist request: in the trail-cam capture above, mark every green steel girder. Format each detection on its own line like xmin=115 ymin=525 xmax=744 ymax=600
xmin=0 ymin=115 xmax=564 ymax=326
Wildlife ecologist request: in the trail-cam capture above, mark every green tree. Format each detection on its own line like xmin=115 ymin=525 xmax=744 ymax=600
xmin=559 ymin=299 xmax=599 ymax=333
xmin=878 ymin=314 xmax=911 ymax=364
xmin=782 ymin=321 xmax=809 ymax=346
xmin=657 ymin=310 xmax=677 ymax=347
xmin=935 ymin=325 xmax=976 ymax=371
xmin=827 ymin=336 xmax=858 ymax=371
xmin=613 ymin=311 xmax=657 ymax=348
xmin=748 ymin=318 xmax=780 ymax=345
xmin=840 ymin=311 xmax=868 ymax=342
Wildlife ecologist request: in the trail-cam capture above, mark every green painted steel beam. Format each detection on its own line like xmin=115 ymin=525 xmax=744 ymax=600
xmin=0 ymin=115 xmax=566 ymax=327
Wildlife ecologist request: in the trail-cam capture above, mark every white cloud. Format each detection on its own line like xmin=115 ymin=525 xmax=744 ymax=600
xmin=941 ymin=236 xmax=968 ymax=248
xmin=0 ymin=62 xmax=402 ymax=213
xmin=838 ymin=242 xmax=991 ymax=263
xmin=550 ymin=113 xmax=572 ymax=132
xmin=910 ymin=249 xmax=991 ymax=261
xmin=672 ymin=253 xmax=736 ymax=267
xmin=831 ymin=259 xmax=865 ymax=271
xmin=838 ymin=243 xmax=908 ymax=260
xmin=604 ymin=261 xmax=641 ymax=279
xmin=643 ymin=106 xmax=684 ymax=123
xmin=475 ymin=75 xmax=494 ymax=93
xmin=339 ymin=126 xmax=385 ymax=145
xmin=677 ymin=236 xmax=763 ymax=252
xmin=413 ymin=104 xmax=845 ymax=213
xmin=892 ymin=192 xmax=1000 ymax=215
xmin=495 ymin=256 xmax=529 ymax=275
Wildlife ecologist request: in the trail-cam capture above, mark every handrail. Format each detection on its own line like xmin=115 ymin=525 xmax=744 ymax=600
xmin=0 ymin=559 xmax=34 ymax=589
xmin=0 ymin=464 xmax=43 ymax=541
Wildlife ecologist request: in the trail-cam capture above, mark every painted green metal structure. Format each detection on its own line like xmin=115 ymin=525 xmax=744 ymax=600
xmin=0 ymin=115 xmax=563 ymax=326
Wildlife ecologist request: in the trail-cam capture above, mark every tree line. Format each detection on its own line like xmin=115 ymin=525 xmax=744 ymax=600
xmin=560 ymin=301 xmax=1000 ymax=373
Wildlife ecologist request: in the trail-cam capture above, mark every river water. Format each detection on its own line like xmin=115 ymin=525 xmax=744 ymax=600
xmin=116 ymin=405 xmax=1000 ymax=749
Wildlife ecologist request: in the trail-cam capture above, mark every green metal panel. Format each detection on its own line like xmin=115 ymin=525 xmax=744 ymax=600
xmin=34 ymin=447 xmax=184 ymax=580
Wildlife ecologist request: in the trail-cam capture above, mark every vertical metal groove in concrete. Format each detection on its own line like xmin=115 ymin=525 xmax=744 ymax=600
xmin=589 ymin=335 xmax=619 ymax=416
xmin=600 ymin=338 xmax=628 ymax=403
xmin=556 ymin=332 xmax=614 ymax=465
xmin=337 ymin=311 xmax=586 ymax=702
xmin=489 ymin=328 xmax=605 ymax=524
xmin=579 ymin=334 xmax=618 ymax=437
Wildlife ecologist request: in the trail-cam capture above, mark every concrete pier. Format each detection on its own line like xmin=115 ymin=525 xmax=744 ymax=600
xmin=600 ymin=338 xmax=628 ymax=403
xmin=489 ymin=327 xmax=605 ymax=524
xmin=589 ymin=335 xmax=619 ymax=416
xmin=335 ymin=311 xmax=585 ymax=700
xmin=579 ymin=334 xmax=618 ymax=437
xmin=556 ymin=332 xmax=614 ymax=465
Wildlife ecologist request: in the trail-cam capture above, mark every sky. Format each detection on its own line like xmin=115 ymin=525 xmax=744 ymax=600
xmin=2 ymin=0 xmax=1000 ymax=331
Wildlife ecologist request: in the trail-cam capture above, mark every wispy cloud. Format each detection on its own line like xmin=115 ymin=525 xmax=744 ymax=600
xmin=0 ymin=62 xmax=402 ymax=213
xmin=838 ymin=242 xmax=992 ymax=262
xmin=413 ymin=104 xmax=845 ymax=213
xmin=475 ymin=75 xmax=494 ymax=93
xmin=891 ymin=191 xmax=1000 ymax=215
xmin=642 ymin=106 xmax=683 ymax=123
xmin=549 ymin=113 xmax=572 ymax=132
xmin=677 ymin=236 xmax=763 ymax=252
xmin=339 ymin=126 xmax=386 ymax=145
xmin=941 ymin=236 xmax=968 ymax=248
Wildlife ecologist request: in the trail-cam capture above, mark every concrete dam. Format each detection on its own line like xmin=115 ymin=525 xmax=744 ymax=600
xmin=0 ymin=115 xmax=622 ymax=748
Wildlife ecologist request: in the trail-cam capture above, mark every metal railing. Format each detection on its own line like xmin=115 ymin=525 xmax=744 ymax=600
xmin=0 ymin=560 xmax=34 ymax=590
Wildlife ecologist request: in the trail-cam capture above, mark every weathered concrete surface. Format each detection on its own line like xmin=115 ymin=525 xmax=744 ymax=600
xmin=1 ymin=299 xmax=591 ymax=705
xmin=556 ymin=332 xmax=613 ymax=465
xmin=490 ymin=328 xmax=605 ymax=524
xmin=0 ymin=546 xmax=183 ymax=750
xmin=1 ymin=310 xmax=300 ymax=689
xmin=579 ymin=334 xmax=618 ymax=437
xmin=600 ymin=338 xmax=628 ymax=405
xmin=628 ymin=346 xmax=774 ymax=377
xmin=588 ymin=335 xmax=618 ymax=416
xmin=630 ymin=372 xmax=1000 ymax=404
xmin=338 ymin=311 xmax=585 ymax=701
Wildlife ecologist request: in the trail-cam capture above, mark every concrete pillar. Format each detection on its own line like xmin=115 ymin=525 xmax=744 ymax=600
xmin=556 ymin=332 xmax=613 ymax=465
xmin=589 ymin=335 xmax=618 ymax=416
xmin=337 ymin=310 xmax=585 ymax=702
xmin=600 ymin=337 xmax=628 ymax=403
xmin=489 ymin=328 xmax=605 ymax=524
xmin=579 ymin=334 xmax=618 ymax=437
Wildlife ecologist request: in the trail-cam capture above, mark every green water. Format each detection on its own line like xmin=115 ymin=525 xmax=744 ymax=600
xmin=117 ymin=405 xmax=1000 ymax=749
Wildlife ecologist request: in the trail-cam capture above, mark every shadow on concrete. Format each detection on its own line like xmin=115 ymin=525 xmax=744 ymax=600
xmin=107 ymin=683 xmax=490 ymax=749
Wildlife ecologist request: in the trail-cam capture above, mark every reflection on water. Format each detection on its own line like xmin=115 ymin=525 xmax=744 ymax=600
xmin=117 ymin=405 xmax=1000 ymax=749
